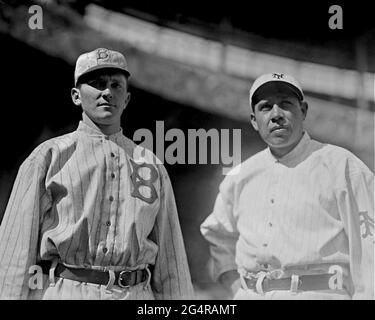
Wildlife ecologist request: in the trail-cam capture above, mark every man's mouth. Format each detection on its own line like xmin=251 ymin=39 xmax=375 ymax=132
xmin=270 ymin=126 xmax=287 ymax=133
xmin=98 ymin=103 xmax=115 ymax=107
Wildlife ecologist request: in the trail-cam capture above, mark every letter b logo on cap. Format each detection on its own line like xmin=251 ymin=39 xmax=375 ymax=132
xmin=96 ymin=48 xmax=109 ymax=60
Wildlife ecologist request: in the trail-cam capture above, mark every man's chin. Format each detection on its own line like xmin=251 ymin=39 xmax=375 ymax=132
xmin=267 ymin=137 xmax=290 ymax=147
xmin=92 ymin=114 xmax=118 ymax=126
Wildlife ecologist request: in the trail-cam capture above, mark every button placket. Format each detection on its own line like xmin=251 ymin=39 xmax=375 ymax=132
xmin=94 ymin=139 xmax=113 ymax=265
xmin=269 ymin=161 xmax=283 ymax=207
xmin=102 ymin=142 xmax=121 ymax=266
xmin=263 ymin=164 xmax=280 ymax=249
xmin=95 ymin=142 xmax=115 ymax=265
xmin=268 ymin=170 xmax=277 ymax=204
xmin=107 ymin=143 xmax=117 ymax=205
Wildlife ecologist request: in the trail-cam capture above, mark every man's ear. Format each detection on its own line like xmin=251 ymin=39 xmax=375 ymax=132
xmin=300 ymin=101 xmax=308 ymax=120
xmin=250 ymin=112 xmax=259 ymax=131
xmin=124 ymin=92 xmax=131 ymax=107
xmin=71 ymin=88 xmax=81 ymax=106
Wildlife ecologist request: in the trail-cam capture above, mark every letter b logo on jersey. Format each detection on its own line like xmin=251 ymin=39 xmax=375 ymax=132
xmin=130 ymin=159 xmax=158 ymax=204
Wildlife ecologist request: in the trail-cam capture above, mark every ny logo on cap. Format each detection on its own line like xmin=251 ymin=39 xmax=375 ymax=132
xmin=96 ymin=48 xmax=109 ymax=60
xmin=272 ymin=73 xmax=284 ymax=79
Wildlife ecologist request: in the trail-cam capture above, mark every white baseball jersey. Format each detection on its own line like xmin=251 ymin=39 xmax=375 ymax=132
xmin=201 ymin=132 xmax=374 ymax=299
xmin=0 ymin=119 xmax=194 ymax=300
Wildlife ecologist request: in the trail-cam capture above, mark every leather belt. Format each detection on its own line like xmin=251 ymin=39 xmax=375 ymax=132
xmin=40 ymin=260 xmax=148 ymax=288
xmin=243 ymin=273 xmax=340 ymax=293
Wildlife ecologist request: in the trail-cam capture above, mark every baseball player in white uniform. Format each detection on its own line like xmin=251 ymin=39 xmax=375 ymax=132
xmin=201 ymin=73 xmax=374 ymax=300
xmin=0 ymin=48 xmax=194 ymax=300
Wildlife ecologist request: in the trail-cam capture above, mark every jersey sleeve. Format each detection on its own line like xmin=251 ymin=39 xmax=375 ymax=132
xmin=149 ymin=165 xmax=195 ymax=299
xmin=200 ymin=178 xmax=239 ymax=282
xmin=337 ymin=159 xmax=374 ymax=299
xmin=0 ymin=156 xmax=51 ymax=299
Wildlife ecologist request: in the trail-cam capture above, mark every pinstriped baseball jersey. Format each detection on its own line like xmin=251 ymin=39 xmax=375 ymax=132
xmin=201 ymin=132 xmax=374 ymax=299
xmin=0 ymin=120 xmax=194 ymax=300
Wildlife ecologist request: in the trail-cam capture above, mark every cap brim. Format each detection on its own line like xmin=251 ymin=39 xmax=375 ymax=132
xmin=251 ymin=81 xmax=303 ymax=107
xmin=75 ymin=65 xmax=131 ymax=85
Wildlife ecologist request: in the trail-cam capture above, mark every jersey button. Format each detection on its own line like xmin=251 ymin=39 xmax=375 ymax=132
xmin=109 ymin=196 xmax=114 ymax=202
xmin=111 ymin=173 xmax=115 ymax=179
xmin=110 ymin=152 xmax=115 ymax=158
xmin=102 ymin=247 xmax=108 ymax=253
xmin=106 ymin=221 xmax=111 ymax=227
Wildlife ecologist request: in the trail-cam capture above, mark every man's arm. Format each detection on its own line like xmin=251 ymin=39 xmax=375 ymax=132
xmin=149 ymin=165 xmax=194 ymax=300
xmin=200 ymin=179 xmax=240 ymax=297
xmin=219 ymin=270 xmax=241 ymax=298
xmin=0 ymin=157 xmax=51 ymax=299
xmin=337 ymin=161 xmax=374 ymax=299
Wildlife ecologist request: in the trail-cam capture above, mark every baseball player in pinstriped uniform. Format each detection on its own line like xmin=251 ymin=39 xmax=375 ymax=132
xmin=0 ymin=48 xmax=194 ymax=300
xmin=201 ymin=73 xmax=374 ymax=300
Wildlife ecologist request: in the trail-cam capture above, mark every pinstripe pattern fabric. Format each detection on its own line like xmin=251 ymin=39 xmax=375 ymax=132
xmin=0 ymin=120 xmax=194 ymax=300
xmin=201 ymin=132 xmax=374 ymax=299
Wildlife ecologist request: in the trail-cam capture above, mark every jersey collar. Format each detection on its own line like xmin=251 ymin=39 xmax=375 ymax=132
xmin=266 ymin=131 xmax=311 ymax=166
xmin=77 ymin=116 xmax=123 ymax=141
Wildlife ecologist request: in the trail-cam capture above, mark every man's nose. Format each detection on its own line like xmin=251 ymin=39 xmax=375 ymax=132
xmin=102 ymin=87 xmax=113 ymax=100
xmin=270 ymin=104 xmax=284 ymax=121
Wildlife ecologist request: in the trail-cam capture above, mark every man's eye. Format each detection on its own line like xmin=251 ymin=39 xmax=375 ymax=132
xmin=87 ymin=80 xmax=98 ymax=87
xmin=98 ymin=81 xmax=107 ymax=88
xmin=111 ymin=83 xmax=122 ymax=89
xmin=281 ymin=101 xmax=292 ymax=107
xmin=261 ymin=104 xmax=271 ymax=111
xmin=88 ymin=80 xmax=106 ymax=89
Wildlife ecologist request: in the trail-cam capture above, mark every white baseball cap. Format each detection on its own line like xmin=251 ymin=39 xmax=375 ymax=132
xmin=249 ymin=73 xmax=304 ymax=108
xmin=74 ymin=48 xmax=131 ymax=85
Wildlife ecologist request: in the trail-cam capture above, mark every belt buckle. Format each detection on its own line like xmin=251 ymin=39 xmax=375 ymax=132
xmin=118 ymin=270 xmax=132 ymax=288
xmin=269 ymin=269 xmax=285 ymax=279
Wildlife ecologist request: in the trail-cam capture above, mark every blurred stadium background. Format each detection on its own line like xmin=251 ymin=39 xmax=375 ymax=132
xmin=0 ymin=0 xmax=374 ymax=299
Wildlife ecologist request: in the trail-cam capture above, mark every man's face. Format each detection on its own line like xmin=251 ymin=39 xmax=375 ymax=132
xmin=250 ymin=83 xmax=308 ymax=157
xmin=71 ymin=69 xmax=130 ymax=126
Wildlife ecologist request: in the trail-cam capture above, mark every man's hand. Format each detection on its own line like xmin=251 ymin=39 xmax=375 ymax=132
xmin=219 ymin=270 xmax=241 ymax=298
